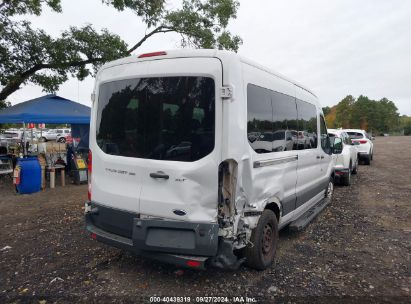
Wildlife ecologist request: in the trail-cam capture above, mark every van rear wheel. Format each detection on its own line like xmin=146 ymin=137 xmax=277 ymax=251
xmin=245 ymin=209 xmax=278 ymax=270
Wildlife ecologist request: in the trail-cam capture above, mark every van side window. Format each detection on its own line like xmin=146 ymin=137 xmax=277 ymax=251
xmin=271 ymin=92 xmax=298 ymax=152
xmin=247 ymin=84 xmax=273 ymax=153
xmin=296 ymin=100 xmax=318 ymax=149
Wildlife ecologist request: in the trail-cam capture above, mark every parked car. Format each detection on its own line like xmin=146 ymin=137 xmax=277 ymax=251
xmin=345 ymin=129 xmax=374 ymax=165
xmin=328 ymin=129 xmax=359 ymax=186
xmin=297 ymin=131 xmax=314 ymax=149
xmin=85 ymin=49 xmax=341 ymax=270
xmin=41 ymin=128 xmax=71 ymax=142
xmin=2 ymin=130 xmax=25 ymax=143
xmin=251 ymin=130 xmax=295 ymax=153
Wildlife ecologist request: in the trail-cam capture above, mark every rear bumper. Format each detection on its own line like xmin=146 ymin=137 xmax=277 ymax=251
xmin=334 ymin=167 xmax=350 ymax=176
xmin=85 ymin=202 xmax=219 ymax=269
xmin=358 ymin=151 xmax=370 ymax=158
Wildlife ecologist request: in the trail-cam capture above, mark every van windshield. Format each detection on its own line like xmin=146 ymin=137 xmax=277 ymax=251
xmin=96 ymin=77 xmax=215 ymax=162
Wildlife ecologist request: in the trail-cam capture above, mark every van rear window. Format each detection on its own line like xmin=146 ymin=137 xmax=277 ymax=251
xmin=96 ymin=77 xmax=215 ymax=162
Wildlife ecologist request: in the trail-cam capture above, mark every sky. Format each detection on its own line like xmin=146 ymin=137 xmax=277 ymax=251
xmin=6 ymin=0 xmax=411 ymax=115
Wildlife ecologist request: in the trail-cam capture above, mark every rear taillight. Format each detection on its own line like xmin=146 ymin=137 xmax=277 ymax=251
xmin=88 ymin=150 xmax=92 ymax=201
xmin=186 ymin=260 xmax=201 ymax=268
xmin=359 ymin=140 xmax=368 ymax=144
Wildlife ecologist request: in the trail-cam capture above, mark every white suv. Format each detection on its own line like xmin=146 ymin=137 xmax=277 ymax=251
xmin=345 ymin=129 xmax=374 ymax=165
xmin=328 ymin=129 xmax=359 ymax=186
xmin=42 ymin=128 xmax=71 ymax=142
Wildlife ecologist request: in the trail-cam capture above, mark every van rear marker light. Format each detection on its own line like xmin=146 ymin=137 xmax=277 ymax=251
xmin=138 ymin=51 xmax=167 ymax=58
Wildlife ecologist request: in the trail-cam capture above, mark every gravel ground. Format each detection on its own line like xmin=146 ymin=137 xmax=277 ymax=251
xmin=0 ymin=136 xmax=410 ymax=303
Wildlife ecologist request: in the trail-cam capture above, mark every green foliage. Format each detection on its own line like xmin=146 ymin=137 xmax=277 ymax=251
xmin=404 ymin=122 xmax=411 ymax=135
xmin=322 ymin=106 xmax=331 ymax=116
xmin=335 ymin=95 xmax=354 ymax=128
xmin=0 ymin=0 xmax=62 ymax=17
xmin=400 ymin=115 xmax=411 ymax=135
xmin=326 ymin=95 xmax=402 ymax=134
xmin=0 ymin=100 xmax=11 ymax=109
xmin=0 ymin=0 xmax=242 ymax=103
xmin=102 ymin=0 xmax=164 ymax=21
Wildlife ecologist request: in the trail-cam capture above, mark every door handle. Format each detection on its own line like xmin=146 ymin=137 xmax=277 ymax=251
xmin=150 ymin=171 xmax=169 ymax=179
xmin=321 ymin=155 xmax=324 ymax=159
xmin=316 ymin=156 xmax=321 ymax=159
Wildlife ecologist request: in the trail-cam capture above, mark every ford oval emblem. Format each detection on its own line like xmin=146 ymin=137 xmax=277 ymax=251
xmin=173 ymin=209 xmax=187 ymax=216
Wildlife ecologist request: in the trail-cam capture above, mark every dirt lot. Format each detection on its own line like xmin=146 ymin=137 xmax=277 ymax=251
xmin=0 ymin=136 xmax=410 ymax=303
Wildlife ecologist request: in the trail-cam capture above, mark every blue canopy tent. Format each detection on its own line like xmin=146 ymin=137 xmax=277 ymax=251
xmin=0 ymin=94 xmax=91 ymax=154
xmin=0 ymin=94 xmax=90 ymax=124
xmin=0 ymin=94 xmax=91 ymax=189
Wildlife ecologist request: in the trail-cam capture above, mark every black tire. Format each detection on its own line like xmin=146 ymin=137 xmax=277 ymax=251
xmin=352 ymin=158 xmax=358 ymax=174
xmin=341 ymin=169 xmax=351 ymax=186
xmin=364 ymin=155 xmax=371 ymax=165
xmin=57 ymin=137 xmax=66 ymax=143
xmin=40 ymin=137 xmax=47 ymax=142
xmin=325 ymin=177 xmax=334 ymax=204
xmin=245 ymin=209 xmax=278 ymax=270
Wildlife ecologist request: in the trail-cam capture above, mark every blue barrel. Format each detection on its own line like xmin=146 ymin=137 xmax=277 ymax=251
xmin=16 ymin=157 xmax=41 ymax=194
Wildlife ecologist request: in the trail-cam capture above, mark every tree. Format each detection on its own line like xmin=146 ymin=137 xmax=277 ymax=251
xmin=325 ymin=106 xmax=337 ymax=128
xmin=0 ymin=100 xmax=10 ymax=109
xmin=0 ymin=0 xmax=242 ymax=105
xmin=335 ymin=95 xmax=354 ymax=128
xmin=404 ymin=121 xmax=411 ymax=135
xmin=378 ymin=98 xmax=399 ymax=132
xmin=328 ymin=94 xmax=400 ymax=134
xmin=322 ymin=106 xmax=331 ymax=116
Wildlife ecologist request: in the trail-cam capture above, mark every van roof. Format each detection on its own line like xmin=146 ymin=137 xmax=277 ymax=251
xmin=100 ymin=49 xmax=317 ymax=98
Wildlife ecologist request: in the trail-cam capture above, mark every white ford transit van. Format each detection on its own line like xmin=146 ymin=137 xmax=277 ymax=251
xmin=85 ymin=49 xmax=341 ymax=270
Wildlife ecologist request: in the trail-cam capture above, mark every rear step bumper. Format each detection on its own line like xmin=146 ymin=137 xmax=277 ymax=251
xmin=85 ymin=201 xmax=218 ymax=269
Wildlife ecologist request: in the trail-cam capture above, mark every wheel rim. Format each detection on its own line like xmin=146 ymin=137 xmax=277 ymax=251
xmin=326 ymin=181 xmax=334 ymax=198
xmin=262 ymin=224 xmax=274 ymax=256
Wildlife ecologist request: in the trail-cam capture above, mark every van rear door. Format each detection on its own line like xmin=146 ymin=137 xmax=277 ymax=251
xmin=92 ymin=57 xmax=222 ymax=223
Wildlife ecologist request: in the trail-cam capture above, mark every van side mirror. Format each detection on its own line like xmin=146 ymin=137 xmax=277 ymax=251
xmin=332 ymin=138 xmax=343 ymax=154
